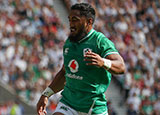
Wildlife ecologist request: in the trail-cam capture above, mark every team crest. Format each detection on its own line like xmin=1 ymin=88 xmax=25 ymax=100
xmin=68 ymin=59 xmax=79 ymax=73
xmin=83 ymin=48 xmax=92 ymax=56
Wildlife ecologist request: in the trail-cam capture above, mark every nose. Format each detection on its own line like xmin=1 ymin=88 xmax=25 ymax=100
xmin=69 ymin=23 xmax=75 ymax=29
xmin=69 ymin=23 xmax=72 ymax=28
xmin=69 ymin=21 xmax=74 ymax=28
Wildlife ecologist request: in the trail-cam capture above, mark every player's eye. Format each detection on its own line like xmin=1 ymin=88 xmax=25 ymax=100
xmin=68 ymin=18 xmax=76 ymax=22
xmin=68 ymin=16 xmax=80 ymax=22
xmin=72 ymin=19 xmax=77 ymax=21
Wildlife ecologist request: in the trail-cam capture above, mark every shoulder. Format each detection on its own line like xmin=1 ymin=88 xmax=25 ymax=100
xmin=91 ymin=30 xmax=108 ymax=42
xmin=64 ymin=38 xmax=70 ymax=45
xmin=93 ymin=30 xmax=106 ymax=38
xmin=63 ymin=39 xmax=71 ymax=49
xmin=93 ymin=30 xmax=111 ymax=44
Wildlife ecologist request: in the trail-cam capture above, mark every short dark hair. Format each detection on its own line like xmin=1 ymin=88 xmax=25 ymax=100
xmin=71 ymin=3 xmax=96 ymax=24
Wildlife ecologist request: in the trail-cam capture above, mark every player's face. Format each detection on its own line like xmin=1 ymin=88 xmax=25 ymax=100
xmin=68 ymin=10 xmax=88 ymax=42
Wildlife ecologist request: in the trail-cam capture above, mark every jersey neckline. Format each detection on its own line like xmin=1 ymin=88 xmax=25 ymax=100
xmin=78 ymin=29 xmax=94 ymax=43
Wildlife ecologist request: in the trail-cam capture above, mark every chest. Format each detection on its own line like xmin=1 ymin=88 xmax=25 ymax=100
xmin=64 ymin=41 xmax=98 ymax=59
xmin=63 ymin=41 xmax=98 ymax=73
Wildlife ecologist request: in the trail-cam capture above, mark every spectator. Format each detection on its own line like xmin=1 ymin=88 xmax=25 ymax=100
xmin=140 ymin=96 xmax=153 ymax=115
xmin=127 ymin=104 xmax=137 ymax=115
xmin=153 ymin=96 xmax=160 ymax=115
xmin=0 ymin=100 xmax=24 ymax=115
xmin=127 ymin=92 xmax=141 ymax=113
xmin=0 ymin=0 xmax=66 ymax=112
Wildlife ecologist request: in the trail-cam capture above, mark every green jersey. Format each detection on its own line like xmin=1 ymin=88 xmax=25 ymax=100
xmin=60 ymin=29 xmax=118 ymax=114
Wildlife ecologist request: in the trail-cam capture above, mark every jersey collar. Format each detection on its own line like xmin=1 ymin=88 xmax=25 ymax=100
xmin=78 ymin=29 xmax=94 ymax=43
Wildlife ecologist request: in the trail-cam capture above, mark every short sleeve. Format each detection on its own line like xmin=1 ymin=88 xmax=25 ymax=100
xmin=97 ymin=34 xmax=119 ymax=58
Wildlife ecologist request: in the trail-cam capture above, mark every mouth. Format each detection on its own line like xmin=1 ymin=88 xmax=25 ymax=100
xmin=70 ymin=27 xmax=76 ymax=33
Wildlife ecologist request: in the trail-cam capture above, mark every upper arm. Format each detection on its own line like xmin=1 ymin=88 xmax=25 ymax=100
xmin=97 ymin=35 xmax=126 ymax=74
xmin=106 ymin=53 xmax=126 ymax=74
xmin=105 ymin=53 xmax=124 ymax=62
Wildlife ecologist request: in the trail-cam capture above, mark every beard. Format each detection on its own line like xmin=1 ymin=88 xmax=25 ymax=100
xmin=68 ymin=26 xmax=87 ymax=43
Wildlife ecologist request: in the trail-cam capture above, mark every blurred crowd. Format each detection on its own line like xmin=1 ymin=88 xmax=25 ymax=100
xmin=0 ymin=0 xmax=68 ymax=113
xmin=0 ymin=100 xmax=24 ymax=115
xmin=0 ymin=0 xmax=160 ymax=115
xmin=64 ymin=0 xmax=160 ymax=115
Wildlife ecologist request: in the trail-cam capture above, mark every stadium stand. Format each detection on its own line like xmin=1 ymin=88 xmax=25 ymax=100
xmin=0 ymin=0 xmax=160 ymax=115
xmin=0 ymin=0 xmax=67 ymax=114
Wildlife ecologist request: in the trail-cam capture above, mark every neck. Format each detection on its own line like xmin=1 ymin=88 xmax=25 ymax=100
xmin=86 ymin=26 xmax=93 ymax=34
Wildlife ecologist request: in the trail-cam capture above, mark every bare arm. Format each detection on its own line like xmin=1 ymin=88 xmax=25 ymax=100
xmin=37 ymin=64 xmax=65 ymax=115
xmin=84 ymin=51 xmax=126 ymax=74
xmin=48 ymin=64 xmax=66 ymax=93
xmin=104 ymin=54 xmax=125 ymax=74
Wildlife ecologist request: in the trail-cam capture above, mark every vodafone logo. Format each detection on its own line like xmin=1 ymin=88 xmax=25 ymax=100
xmin=68 ymin=59 xmax=79 ymax=73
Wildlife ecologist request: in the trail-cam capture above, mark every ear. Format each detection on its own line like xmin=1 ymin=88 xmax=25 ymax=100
xmin=87 ymin=18 xmax=93 ymax=25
